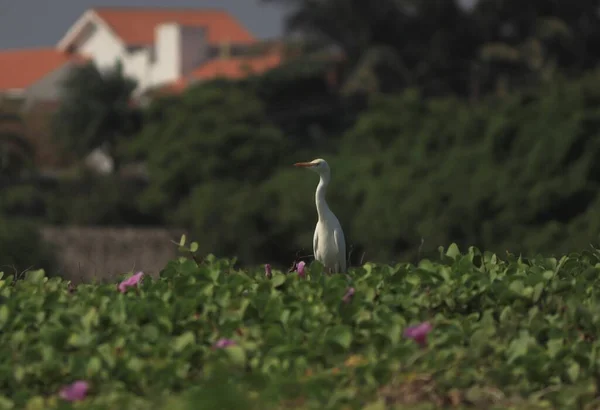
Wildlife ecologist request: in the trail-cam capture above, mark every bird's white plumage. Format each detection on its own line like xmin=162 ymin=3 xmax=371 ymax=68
xmin=294 ymin=158 xmax=347 ymax=273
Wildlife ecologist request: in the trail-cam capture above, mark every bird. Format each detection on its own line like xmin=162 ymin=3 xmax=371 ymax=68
xmin=294 ymin=158 xmax=347 ymax=274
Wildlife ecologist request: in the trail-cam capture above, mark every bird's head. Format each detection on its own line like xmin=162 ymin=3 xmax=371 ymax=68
xmin=293 ymin=158 xmax=330 ymax=175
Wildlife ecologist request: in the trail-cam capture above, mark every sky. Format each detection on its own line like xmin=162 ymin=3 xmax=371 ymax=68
xmin=0 ymin=0 xmax=479 ymax=50
xmin=0 ymin=0 xmax=288 ymax=49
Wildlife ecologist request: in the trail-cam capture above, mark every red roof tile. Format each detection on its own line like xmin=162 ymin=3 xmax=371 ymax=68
xmin=191 ymin=53 xmax=282 ymax=80
xmin=93 ymin=7 xmax=256 ymax=46
xmin=0 ymin=48 xmax=86 ymax=90
xmin=151 ymin=53 xmax=282 ymax=94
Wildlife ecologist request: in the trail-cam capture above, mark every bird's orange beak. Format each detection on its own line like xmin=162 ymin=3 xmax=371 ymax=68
xmin=294 ymin=162 xmax=313 ymax=168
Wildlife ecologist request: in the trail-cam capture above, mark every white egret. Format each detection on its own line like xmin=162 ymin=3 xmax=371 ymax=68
xmin=294 ymin=158 xmax=347 ymax=274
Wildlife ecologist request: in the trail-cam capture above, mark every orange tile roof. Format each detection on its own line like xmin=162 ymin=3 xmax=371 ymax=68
xmin=191 ymin=53 xmax=282 ymax=80
xmin=151 ymin=53 xmax=282 ymax=95
xmin=93 ymin=7 xmax=256 ymax=46
xmin=0 ymin=48 xmax=86 ymax=90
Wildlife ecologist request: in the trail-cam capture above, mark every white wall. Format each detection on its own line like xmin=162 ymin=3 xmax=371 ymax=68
xmin=151 ymin=23 xmax=181 ymax=86
xmin=72 ymin=21 xmax=152 ymax=93
xmin=77 ymin=23 xmax=125 ymax=70
xmin=50 ymin=18 xmax=210 ymax=96
xmin=150 ymin=23 xmax=207 ymax=87
xmin=125 ymin=48 xmax=151 ymax=92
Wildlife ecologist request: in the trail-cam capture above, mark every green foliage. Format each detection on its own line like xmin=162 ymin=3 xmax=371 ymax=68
xmin=127 ymin=81 xmax=296 ymax=263
xmin=264 ymin=0 xmax=600 ymax=98
xmin=53 ymin=61 xmax=141 ymax=167
xmin=130 ymin=81 xmax=288 ymax=209
xmin=0 ymin=174 xmax=155 ymax=226
xmin=0 ymin=108 xmax=35 ymax=178
xmin=5 ymin=245 xmax=600 ymax=409
xmin=43 ymin=173 xmax=153 ymax=225
xmin=0 ymin=216 xmax=57 ymax=277
xmin=244 ymin=57 xmax=358 ymax=144
xmin=327 ymin=70 xmax=600 ymax=263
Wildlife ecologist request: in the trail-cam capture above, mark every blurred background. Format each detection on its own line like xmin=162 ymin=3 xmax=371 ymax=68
xmin=2 ymin=0 xmax=600 ymax=281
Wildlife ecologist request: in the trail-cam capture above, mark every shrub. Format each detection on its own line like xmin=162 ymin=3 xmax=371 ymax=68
xmin=0 ymin=216 xmax=57 ymax=277
xmin=1 ymin=243 xmax=599 ymax=409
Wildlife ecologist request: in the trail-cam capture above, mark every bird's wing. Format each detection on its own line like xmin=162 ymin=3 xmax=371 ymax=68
xmin=313 ymin=225 xmax=319 ymax=259
xmin=334 ymin=227 xmax=347 ymax=273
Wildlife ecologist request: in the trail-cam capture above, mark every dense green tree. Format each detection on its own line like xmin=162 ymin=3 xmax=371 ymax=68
xmin=262 ymin=0 xmax=481 ymax=97
xmin=0 ymin=111 xmax=35 ymax=179
xmin=0 ymin=216 xmax=57 ymax=277
xmin=127 ymin=81 xmax=296 ymax=264
xmin=264 ymin=0 xmax=600 ymax=98
xmin=243 ymin=56 xmax=360 ymax=147
xmin=329 ymin=69 xmax=600 ymax=262
xmin=52 ymin=61 xmax=141 ymax=170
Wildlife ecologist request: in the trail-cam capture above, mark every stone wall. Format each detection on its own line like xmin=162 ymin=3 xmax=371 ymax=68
xmin=41 ymin=226 xmax=187 ymax=283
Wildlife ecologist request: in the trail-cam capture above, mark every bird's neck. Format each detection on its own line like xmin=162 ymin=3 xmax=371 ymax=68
xmin=315 ymin=174 xmax=331 ymax=221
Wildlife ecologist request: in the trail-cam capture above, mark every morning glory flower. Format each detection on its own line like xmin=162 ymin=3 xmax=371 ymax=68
xmin=59 ymin=380 xmax=89 ymax=401
xmin=403 ymin=322 xmax=433 ymax=347
xmin=342 ymin=287 xmax=355 ymax=303
xmin=297 ymin=261 xmax=306 ymax=278
xmin=214 ymin=338 xmax=236 ymax=348
xmin=118 ymin=271 xmax=144 ymax=293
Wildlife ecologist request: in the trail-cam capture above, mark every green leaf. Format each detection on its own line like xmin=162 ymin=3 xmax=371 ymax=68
xmin=142 ymin=325 xmax=160 ymax=343
xmin=13 ymin=366 xmax=24 ymax=383
xmin=24 ymin=270 xmax=46 ymax=283
xmin=81 ymin=307 xmax=98 ymax=330
xmin=0 ymin=305 xmax=9 ymax=328
xmin=127 ymin=357 xmax=144 ymax=372
xmin=24 ymin=396 xmax=45 ymax=410
xmin=509 ymin=280 xmax=524 ymax=295
xmin=0 ymin=396 xmax=14 ymax=409
xmin=506 ymin=330 xmax=533 ymax=363
xmin=446 ymin=243 xmax=461 ymax=259
xmin=546 ymin=339 xmax=563 ymax=358
xmin=67 ymin=332 xmax=95 ymax=348
xmin=271 ymin=273 xmax=286 ymax=288
xmin=224 ymin=345 xmax=246 ymax=366
xmin=532 ymin=282 xmax=545 ymax=302
xmin=179 ymin=234 xmax=186 ymax=247
xmin=309 ymin=260 xmax=324 ymax=277
xmin=363 ymin=400 xmax=386 ymax=410
xmin=190 ymin=242 xmax=199 ymax=253
xmin=86 ymin=356 xmax=102 ymax=377
xmin=326 ymin=325 xmax=353 ymax=349
xmin=173 ymin=331 xmax=196 ymax=353
xmin=567 ymin=361 xmax=580 ymax=382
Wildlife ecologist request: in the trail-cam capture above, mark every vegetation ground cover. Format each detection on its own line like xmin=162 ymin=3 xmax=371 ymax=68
xmin=3 ymin=239 xmax=600 ymax=409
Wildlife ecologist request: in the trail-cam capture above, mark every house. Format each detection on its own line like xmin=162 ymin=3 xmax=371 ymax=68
xmin=0 ymin=7 xmax=284 ymax=107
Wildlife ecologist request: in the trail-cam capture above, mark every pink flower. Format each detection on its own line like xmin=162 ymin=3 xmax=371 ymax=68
xmin=59 ymin=380 xmax=89 ymax=402
xmin=214 ymin=338 xmax=236 ymax=349
xmin=342 ymin=287 xmax=355 ymax=303
xmin=265 ymin=264 xmax=272 ymax=279
xmin=403 ymin=322 xmax=433 ymax=347
xmin=296 ymin=261 xmax=306 ymax=278
xmin=118 ymin=271 xmax=144 ymax=293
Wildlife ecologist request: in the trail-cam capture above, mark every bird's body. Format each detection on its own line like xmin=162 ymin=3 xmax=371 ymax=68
xmin=294 ymin=158 xmax=347 ymax=274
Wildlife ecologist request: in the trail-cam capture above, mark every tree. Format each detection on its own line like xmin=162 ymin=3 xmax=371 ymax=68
xmin=52 ymin=61 xmax=142 ymax=171
xmin=126 ymin=80 xmax=294 ymax=264
xmin=262 ymin=0 xmax=479 ymax=97
xmin=0 ymin=110 xmax=35 ymax=179
xmin=265 ymin=0 xmax=600 ymax=99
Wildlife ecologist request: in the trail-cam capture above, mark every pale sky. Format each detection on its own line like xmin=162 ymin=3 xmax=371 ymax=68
xmin=0 ymin=0 xmax=288 ymax=49
xmin=0 ymin=0 xmax=479 ymax=50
